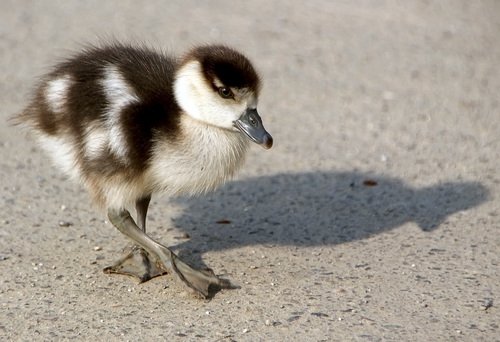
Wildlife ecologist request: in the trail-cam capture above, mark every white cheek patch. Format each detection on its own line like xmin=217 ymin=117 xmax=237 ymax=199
xmin=174 ymin=61 xmax=207 ymax=121
xmin=101 ymin=65 xmax=139 ymax=161
xmin=174 ymin=61 xmax=251 ymax=129
xmin=45 ymin=74 xmax=72 ymax=114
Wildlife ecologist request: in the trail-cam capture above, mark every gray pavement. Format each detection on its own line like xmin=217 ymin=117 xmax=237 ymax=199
xmin=1 ymin=1 xmax=499 ymax=340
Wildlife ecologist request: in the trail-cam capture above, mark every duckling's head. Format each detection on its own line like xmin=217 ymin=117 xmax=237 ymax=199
xmin=174 ymin=45 xmax=272 ymax=149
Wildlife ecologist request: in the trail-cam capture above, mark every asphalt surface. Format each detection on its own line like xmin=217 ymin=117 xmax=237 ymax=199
xmin=1 ymin=1 xmax=499 ymax=341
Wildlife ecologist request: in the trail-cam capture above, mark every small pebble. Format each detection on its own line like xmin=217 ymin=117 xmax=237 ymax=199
xmin=362 ymin=179 xmax=378 ymax=187
xmin=93 ymin=246 xmax=102 ymax=251
xmin=58 ymin=220 xmax=73 ymax=227
xmin=264 ymin=319 xmax=280 ymax=327
xmin=242 ymin=328 xmax=249 ymax=334
xmin=481 ymin=298 xmax=493 ymax=310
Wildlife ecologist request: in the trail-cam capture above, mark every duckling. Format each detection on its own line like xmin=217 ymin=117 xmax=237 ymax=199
xmin=16 ymin=42 xmax=273 ymax=298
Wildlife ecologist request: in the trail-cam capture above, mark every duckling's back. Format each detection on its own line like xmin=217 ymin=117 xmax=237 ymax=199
xmin=18 ymin=43 xmax=183 ymax=180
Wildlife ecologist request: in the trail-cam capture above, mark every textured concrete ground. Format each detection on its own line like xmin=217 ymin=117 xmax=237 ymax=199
xmin=1 ymin=1 xmax=499 ymax=341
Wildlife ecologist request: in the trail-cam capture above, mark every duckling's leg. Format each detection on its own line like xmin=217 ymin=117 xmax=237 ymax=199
xmin=103 ymin=196 xmax=166 ymax=282
xmin=107 ymin=208 xmax=231 ymax=298
xmin=135 ymin=195 xmax=151 ymax=232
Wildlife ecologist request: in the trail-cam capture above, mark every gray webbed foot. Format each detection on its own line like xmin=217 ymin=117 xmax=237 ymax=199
xmin=103 ymin=245 xmax=166 ymax=283
xmin=107 ymin=207 xmax=234 ymax=298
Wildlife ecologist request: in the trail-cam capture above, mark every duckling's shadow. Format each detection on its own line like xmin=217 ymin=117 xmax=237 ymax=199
xmin=166 ymin=171 xmax=489 ymax=269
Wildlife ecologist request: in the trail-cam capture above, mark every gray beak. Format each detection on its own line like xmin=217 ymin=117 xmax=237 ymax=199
xmin=233 ymin=108 xmax=273 ymax=149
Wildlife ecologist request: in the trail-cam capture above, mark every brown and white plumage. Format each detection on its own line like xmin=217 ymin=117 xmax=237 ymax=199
xmin=17 ymin=42 xmax=272 ymax=297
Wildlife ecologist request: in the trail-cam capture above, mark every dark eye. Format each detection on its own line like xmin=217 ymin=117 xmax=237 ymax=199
xmin=218 ymin=87 xmax=233 ymax=99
